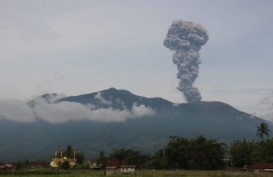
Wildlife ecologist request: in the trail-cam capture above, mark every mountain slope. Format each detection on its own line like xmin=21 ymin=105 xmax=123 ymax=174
xmin=0 ymin=88 xmax=268 ymax=162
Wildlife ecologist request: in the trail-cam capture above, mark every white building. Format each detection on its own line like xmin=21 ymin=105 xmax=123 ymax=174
xmin=120 ymin=165 xmax=135 ymax=174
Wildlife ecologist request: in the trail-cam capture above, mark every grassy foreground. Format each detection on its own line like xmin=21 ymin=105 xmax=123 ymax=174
xmin=1 ymin=170 xmax=273 ymax=177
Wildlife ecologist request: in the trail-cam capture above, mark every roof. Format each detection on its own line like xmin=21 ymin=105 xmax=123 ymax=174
xmin=248 ymin=163 xmax=273 ymax=170
xmin=120 ymin=165 xmax=136 ymax=168
xmin=31 ymin=161 xmax=50 ymax=168
xmin=106 ymin=166 xmax=117 ymax=170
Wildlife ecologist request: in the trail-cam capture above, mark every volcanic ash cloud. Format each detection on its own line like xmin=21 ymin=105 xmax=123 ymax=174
xmin=164 ymin=20 xmax=209 ymax=103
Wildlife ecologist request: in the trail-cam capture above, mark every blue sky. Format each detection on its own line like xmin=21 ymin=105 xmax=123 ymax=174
xmin=1 ymin=0 xmax=273 ymax=114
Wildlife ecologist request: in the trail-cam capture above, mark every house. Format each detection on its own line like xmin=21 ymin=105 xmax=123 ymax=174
xmin=89 ymin=160 xmax=102 ymax=170
xmin=248 ymin=163 xmax=273 ymax=172
xmin=0 ymin=163 xmax=15 ymax=170
xmin=104 ymin=165 xmax=136 ymax=176
xmin=31 ymin=161 xmax=50 ymax=169
xmin=108 ymin=158 xmax=121 ymax=168
xmin=120 ymin=165 xmax=136 ymax=174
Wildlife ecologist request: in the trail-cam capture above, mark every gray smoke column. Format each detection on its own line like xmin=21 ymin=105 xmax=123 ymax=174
xmin=164 ymin=20 xmax=209 ymax=103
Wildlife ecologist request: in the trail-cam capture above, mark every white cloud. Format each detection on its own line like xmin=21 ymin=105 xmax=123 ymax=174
xmin=0 ymin=99 xmax=36 ymax=122
xmin=130 ymin=103 xmax=155 ymax=118
xmin=257 ymin=113 xmax=273 ymax=122
xmin=94 ymin=92 xmax=112 ymax=106
xmin=0 ymin=0 xmax=273 ymax=114
xmin=0 ymin=97 xmax=155 ymax=123
xmin=254 ymin=94 xmax=273 ymax=122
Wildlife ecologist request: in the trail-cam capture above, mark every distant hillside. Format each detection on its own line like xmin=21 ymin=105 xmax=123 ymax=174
xmin=0 ymin=88 xmax=268 ymax=162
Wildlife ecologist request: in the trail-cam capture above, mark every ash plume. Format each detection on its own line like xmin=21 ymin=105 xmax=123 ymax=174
xmin=164 ymin=20 xmax=209 ymax=102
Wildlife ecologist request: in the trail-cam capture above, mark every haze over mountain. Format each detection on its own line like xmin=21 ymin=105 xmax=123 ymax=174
xmin=0 ymin=88 xmax=268 ymax=162
xmin=255 ymin=93 xmax=273 ymax=121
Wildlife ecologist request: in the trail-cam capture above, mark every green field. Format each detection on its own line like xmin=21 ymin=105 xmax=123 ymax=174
xmin=1 ymin=170 xmax=273 ymax=177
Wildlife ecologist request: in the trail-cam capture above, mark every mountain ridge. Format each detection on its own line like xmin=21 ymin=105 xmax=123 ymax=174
xmin=57 ymin=87 xmax=173 ymax=111
xmin=0 ymin=87 xmax=269 ymax=161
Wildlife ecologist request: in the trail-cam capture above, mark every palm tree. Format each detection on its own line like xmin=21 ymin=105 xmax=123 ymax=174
xmin=256 ymin=122 xmax=271 ymax=141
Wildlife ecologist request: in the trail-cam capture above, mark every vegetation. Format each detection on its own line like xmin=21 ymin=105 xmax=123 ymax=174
xmin=15 ymin=160 xmax=31 ymax=170
xmin=109 ymin=148 xmax=149 ymax=167
xmin=2 ymin=123 xmax=273 ymax=176
xmin=256 ymin=122 xmax=271 ymax=142
xmin=2 ymin=170 xmax=273 ymax=177
xmin=165 ymin=136 xmax=226 ymax=170
xmin=95 ymin=136 xmax=226 ymax=170
xmin=227 ymin=122 xmax=273 ymax=167
xmin=230 ymin=138 xmax=273 ymax=167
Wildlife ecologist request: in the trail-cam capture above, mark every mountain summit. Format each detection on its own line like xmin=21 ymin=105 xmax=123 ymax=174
xmin=57 ymin=87 xmax=172 ymax=111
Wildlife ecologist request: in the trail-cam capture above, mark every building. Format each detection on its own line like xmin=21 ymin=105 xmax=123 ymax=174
xmin=248 ymin=163 xmax=273 ymax=173
xmin=0 ymin=163 xmax=15 ymax=170
xmin=104 ymin=165 xmax=136 ymax=176
xmin=50 ymin=148 xmax=77 ymax=168
xmin=89 ymin=160 xmax=102 ymax=170
xmin=120 ymin=165 xmax=136 ymax=174
xmin=31 ymin=161 xmax=50 ymax=169
xmin=105 ymin=166 xmax=118 ymax=176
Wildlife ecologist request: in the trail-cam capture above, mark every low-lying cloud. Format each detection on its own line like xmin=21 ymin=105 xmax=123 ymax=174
xmin=254 ymin=95 xmax=273 ymax=122
xmin=94 ymin=92 xmax=112 ymax=106
xmin=0 ymin=97 xmax=155 ymax=123
xmin=0 ymin=99 xmax=36 ymax=123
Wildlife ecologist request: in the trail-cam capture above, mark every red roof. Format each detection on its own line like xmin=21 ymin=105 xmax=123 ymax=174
xmin=31 ymin=161 xmax=49 ymax=168
xmin=108 ymin=158 xmax=121 ymax=167
xmin=248 ymin=163 xmax=273 ymax=169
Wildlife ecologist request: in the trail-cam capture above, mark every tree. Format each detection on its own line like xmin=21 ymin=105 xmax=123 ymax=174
xmin=109 ymin=148 xmax=147 ymax=166
xmin=256 ymin=122 xmax=271 ymax=141
xmin=165 ymin=137 xmax=191 ymax=169
xmin=229 ymin=139 xmax=273 ymax=166
xmin=145 ymin=149 xmax=168 ymax=169
xmin=60 ymin=161 xmax=70 ymax=170
xmin=15 ymin=160 xmax=31 ymax=170
xmin=229 ymin=140 xmax=256 ymax=167
xmin=63 ymin=145 xmax=73 ymax=158
xmin=75 ymin=152 xmax=85 ymax=164
xmin=189 ymin=136 xmax=226 ymax=170
xmin=252 ymin=139 xmax=273 ymax=163
xmin=96 ymin=151 xmax=107 ymax=168
xmin=164 ymin=136 xmax=226 ymax=170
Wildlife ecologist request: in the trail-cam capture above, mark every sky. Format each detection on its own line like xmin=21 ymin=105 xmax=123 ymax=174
xmin=1 ymin=0 xmax=273 ymax=115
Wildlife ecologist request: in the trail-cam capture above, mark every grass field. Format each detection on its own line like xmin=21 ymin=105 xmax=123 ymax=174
xmin=1 ymin=170 xmax=273 ymax=177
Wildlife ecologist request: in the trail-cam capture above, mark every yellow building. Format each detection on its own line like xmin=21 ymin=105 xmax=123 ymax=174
xmin=50 ymin=148 xmax=77 ymax=168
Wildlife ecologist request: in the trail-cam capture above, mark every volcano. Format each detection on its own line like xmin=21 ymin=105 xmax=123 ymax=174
xmin=0 ymin=88 xmax=267 ymax=161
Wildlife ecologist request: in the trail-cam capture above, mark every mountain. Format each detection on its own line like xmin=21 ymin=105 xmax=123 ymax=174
xmin=0 ymin=88 xmax=268 ymax=162
xmin=57 ymin=87 xmax=173 ymax=111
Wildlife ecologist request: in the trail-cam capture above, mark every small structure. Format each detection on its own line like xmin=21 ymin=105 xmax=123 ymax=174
xmin=105 ymin=166 xmax=118 ymax=176
xmin=89 ymin=160 xmax=102 ymax=170
xmin=120 ymin=165 xmax=136 ymax=174
xmin=0 ymin=163 xmax=15 ymax=170
xmin=50 ymin=148 xmax=77 ymax=168
xmin=31 ymin=161 xmax=49 ymax=169
xmin=248 ymin=163 xmax=273 ymax=173
xmin=104 ymin=165 xmax=136 ymax=176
